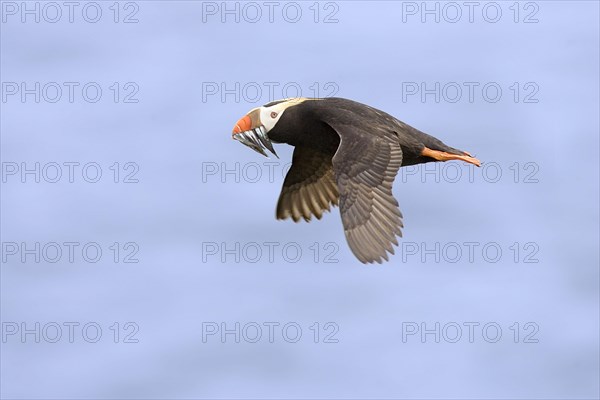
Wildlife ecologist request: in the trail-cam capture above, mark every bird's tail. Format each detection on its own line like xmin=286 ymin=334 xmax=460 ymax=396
xmin=409 ymin=126 xmax=481 ymax=167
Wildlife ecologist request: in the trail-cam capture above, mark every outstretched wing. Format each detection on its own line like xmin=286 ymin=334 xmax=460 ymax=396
xmin=276 ymin=146 xmax=339 ymax=222
xmin=330 ymin=125 xmax=404 ymax=264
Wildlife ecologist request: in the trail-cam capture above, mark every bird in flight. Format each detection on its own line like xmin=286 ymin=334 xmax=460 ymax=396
xmin=231 ymin=97 xmax=481 ymax=264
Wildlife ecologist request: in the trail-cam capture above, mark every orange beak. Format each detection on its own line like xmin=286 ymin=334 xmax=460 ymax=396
xmin=232 ymin=115 xmax=252 ymax=135
xmin=231 ymin=111 xmax=279 ymax=158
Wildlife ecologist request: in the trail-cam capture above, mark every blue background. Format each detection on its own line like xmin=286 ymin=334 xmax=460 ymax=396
xmin=1 ymin=1 xmax=599 ymax=398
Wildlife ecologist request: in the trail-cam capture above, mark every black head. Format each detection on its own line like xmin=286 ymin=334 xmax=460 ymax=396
xmin=231 ymin=98 xmax=318 ymax=155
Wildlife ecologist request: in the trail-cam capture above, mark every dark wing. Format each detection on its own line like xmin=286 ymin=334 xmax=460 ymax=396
xmin=330 ymin=125 xmax=404 ymax=264
xmin=276 ymin=146 xmax=339 ymax=222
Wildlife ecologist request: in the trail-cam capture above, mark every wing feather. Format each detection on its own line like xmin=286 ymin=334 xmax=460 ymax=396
xmin=330 ymin=126 xmax=404 ymax=263
xmin=276 ymin=146 xmax=339 ymax=222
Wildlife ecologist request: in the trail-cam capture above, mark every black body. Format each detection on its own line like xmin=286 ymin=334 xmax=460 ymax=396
xmin=245 ymin=97 xmax=478 ymax=264
xmin=266 ymin=97 xmax=465 ymax=166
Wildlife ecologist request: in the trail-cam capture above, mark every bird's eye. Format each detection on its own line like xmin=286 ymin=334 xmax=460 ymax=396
xmin=270 ymin=112 xmax=278 ymax=118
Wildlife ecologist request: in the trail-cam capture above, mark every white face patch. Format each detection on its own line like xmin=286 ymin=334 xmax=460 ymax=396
xmin=259 ymin=104 xmax=285 ymax=132
xmin=259 ymin=98 xmax=313 ymax=132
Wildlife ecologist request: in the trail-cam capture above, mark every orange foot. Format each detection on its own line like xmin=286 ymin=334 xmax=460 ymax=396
xmin=422 ymin=147 xmax=481 ymax=167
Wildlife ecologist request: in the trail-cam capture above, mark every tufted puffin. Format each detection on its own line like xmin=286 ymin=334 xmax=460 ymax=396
xmin=231 ymin=97 xmax=481 ymax=264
